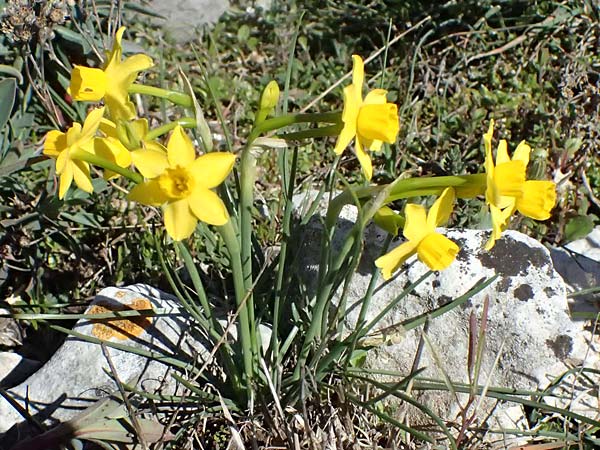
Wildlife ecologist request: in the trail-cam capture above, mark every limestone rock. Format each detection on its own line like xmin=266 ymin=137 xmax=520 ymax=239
xmin=147 ymin=0 xmax=230 ymax=42
xmin=550 ymin=226 xmax=600 ymax=306
xmin=0 ymin=352 xmax=40 ymax=388
xmin=298 ymin=207 xmax=600 ymax=432
xmin=0 ymin=285 xmax=269 ymax=437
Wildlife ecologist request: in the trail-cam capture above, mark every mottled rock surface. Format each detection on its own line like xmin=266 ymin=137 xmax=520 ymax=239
xmin=297 ymin=204 xmax=600 ymax=432
xmin=0 ymin=285 xmax=212 ymax=437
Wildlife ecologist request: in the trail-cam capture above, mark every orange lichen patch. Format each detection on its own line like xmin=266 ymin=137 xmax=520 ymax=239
xmin=90 ymin=298 xmax=153 ymax=340
xmin=115 ymin=291 xmax=126 ymax=299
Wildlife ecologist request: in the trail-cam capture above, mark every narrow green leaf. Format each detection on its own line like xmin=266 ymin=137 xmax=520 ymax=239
xmin=0 ymin=78 xmax=16 ymax=130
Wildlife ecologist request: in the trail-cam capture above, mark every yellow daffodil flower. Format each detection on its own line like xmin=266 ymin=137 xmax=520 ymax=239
xmin=43 ymin=107 xmax=105 ymax=199
xmin=375 ymin=188 xmax=459 ymax=279
xmin=334 ymin=55 xmax=399 ymax=180
xmin=483 ymin=120 xmax=556 ymax=249
xmin=69 ymin=27 xmax=153 ymax=121
xmin=96 ymin=118 xmax=167 ymax=179
xmin=128 ymin=125 xmax=235 ymax=240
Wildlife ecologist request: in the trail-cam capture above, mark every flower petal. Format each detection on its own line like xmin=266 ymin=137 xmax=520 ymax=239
xmin=128 ymin=179 xmax=169 ymax=206
xmin=72 ymin=160 xmax=93 ymax=193
xmin=355 ymin=137 xmax=373 ymax=181
xmin=363 ymin=89 xmax=387 ymax=105
xmin=427 ymin=187 xmax=455 ymax=229
xmin=417 ymin=232 xmax=459 ymax=270
xmin=334 ymin=85 xmax=360 ymax=155
xmin=104 ymin=26 xmax=125 ymax=71
xmin=131 ymin=146 xmax=169 ymax=179
xmin=494 ymin=160 xmax=526 ymax=199
xmin=512 ymin=140 xmax=531 ymax=166
xmin=188 ymin=188 xmax=229 ymax=226
xmin=373 ymin=206 xmax=404 ymax=236
xmin=495 ymin=139 xmax=510 ymax=165
xmin=69 ymin=66 xmax=107 ymax=101
xmin=80 ymin=107 xmax=106 ymax=141
xmin=351 ymin=54 xmax=364 ymax=98
xmin=189 ymin=152 xmax=236 ymax=189
xmin=356 ymin=102 xmax=399 ymax=143
xmin=167 ymin=125 xmax=196 ymax=168
xmin=58 ymin=161 xmax=73 ymax=199
xmin=163 ymin=198 xmax=197 ymax=240
xmin=485 ymin=203 xmax=515 ymax=250
xmin=516 ymin=180 xmax=556 ymax=220
xmin=375 ymin=240 xmax=418 ymax=280
xmin=44 ymin=130 xmax=67 ymax=157
xmin=403 ymin=203 xmax=428 ymax=242
xmin=119 ymin=54 xmax=154 ymax=78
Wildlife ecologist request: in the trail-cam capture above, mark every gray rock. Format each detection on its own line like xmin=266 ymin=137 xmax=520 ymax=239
xmin=0 ymin=285 xmax=270 ymax=435
xmin=298 ymin=205 xmax=600 ymax=430
xmin=147 ymin=0 xmax=230 ymax=42
xmin=0 ymin=352 xmax=40 ymax=388
xmin=550 ymin=227 xmax=600 ymax=306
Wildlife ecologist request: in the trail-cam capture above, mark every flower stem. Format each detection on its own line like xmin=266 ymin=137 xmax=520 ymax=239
xmin=326 ymin=174 xmax=487 ymax=228
xmin=128 ymin=83 xmax=193 ymax=108
xmin=249 ymin=111 xmax=342 ymax=142
xmin=218 ymin=220 xmax=254 ymax=398
xmin=69 ymin=150 xmax=143 ymax=184
xmin=277 ymin=124 xmax=343 ymax=141
xmin=145 ymin=118 xmax=197 ymax=141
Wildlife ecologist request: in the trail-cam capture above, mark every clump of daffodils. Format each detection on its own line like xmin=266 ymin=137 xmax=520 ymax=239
xmin=43 ymin=27 xmax=556 ymax=279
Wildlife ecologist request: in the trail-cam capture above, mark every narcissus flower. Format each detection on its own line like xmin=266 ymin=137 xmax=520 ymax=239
xmin=375 ymin=188 xmax=459 ymax=279
xmin=43 ymin=107 xmax=105 ymax=199
xmin=483 ymin=120 xmax=556 ymax=249
xmin=334 ymin=55 xmax=399 ymax=180
xmin=69 ymin=27 xmax=153 ymax=121
xmin=128 ymin=125 xmax=235 ymax=240
xmin=96 ymin=117 xmax=167 ymax=179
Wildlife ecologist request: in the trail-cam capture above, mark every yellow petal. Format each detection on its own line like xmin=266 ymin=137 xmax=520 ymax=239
xmin=356 ymin=102 xmax=399 ymax=143
xmin=130 ymin=147 xmax=169 ymax=179
xmin=167 ymin=125 xmax=196 ymax=168
xmin=355 ymin=138 xmax=373 ymax=181
xmin=427 ymin=187 xmax=455 ymax=229
xmin=58 ymin=161 xmax=73 ymax=199
xmin=163 ymin=198 xmax=197 ymax=240
xmin=94 ymin=137 xmax=132 ymax=173
xmin=512 ymin=140 xmax=531 ymax=166
xmin=119 ymin=53 xmax=154 ymax=78
xmin=516 ymin=180 xmax=556 ymax=220
xmin=188 ymin=187 xmax=229 ymax=226
xmin=369 ymin=139 xmax=383 ymax=152
xmin=128 ymin=179 xmax=169 ymax=206
xmin=351 ymin=55 xmax=364 ymax=98
xmin=375 ymin=241 xmax=418 ymax=280
xmin=99 ymin=118 xmax=118 ymax=138
xmin=417 ymin=232 xmax=459 ymax=271
xmin=485 ymin=203 xmax=515 ymax=250
xmin=496 ymin=139 xmax=510 ymax=165
xmin=44 ymin=130 xmax=67 ymax=157
xmin=363 ymin=89 xmax=387 ymax=105
xmin=66 ymin=123 xmax=82 ymax=146
xmin=334 ymin=121 xmax=356 ymax=155
xmin=80 ymin=107 xmax=106 ymax=141
xmin=483 ymin=119 xmax=494 ymax=156
xmin=403 ymin=203 xmax=428 ymax=242
xmin=105 ymin=95 xmax=136 ymax=122
xmin=69 ymin=66 xmax=107 ymax=101
xmin=373 ymin=206 xmax=404 ymax=236
xmin=189 ymin=152 xmax=236 ymax=189
xmin=72 ymin=160 xmax=93 ymax=193
xmin=494 ymin=160 xmax=526 ymax=199
xmin=104 ymin=26 xmax=126 ymax=71
xmin=334 ymin=85 xmax=360 ymax=155
xmin=56 ymin=148 xmax=69 ymax=174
